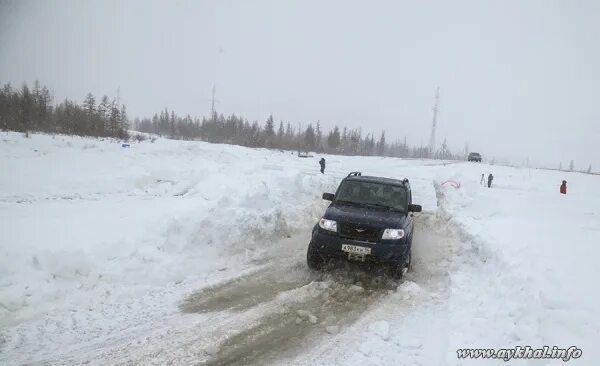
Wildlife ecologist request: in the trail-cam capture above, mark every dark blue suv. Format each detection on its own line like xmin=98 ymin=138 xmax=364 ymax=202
xmin=307 ymin=172 xmax=422 ymax=277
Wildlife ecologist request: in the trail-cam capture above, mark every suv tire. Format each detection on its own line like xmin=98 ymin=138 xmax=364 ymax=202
xmin=391 ymin=247 xmax=412 ymax=279
xmin=307 ymin=242 xmax=325 ymax=270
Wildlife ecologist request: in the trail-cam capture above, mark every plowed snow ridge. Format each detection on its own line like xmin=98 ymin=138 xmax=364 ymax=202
xmin=2 ymin=132 xmax=600 ymax=365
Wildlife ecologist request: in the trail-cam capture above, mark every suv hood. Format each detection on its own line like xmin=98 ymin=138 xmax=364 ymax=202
xmin=324 ymin=203 xmax=407 ymax=229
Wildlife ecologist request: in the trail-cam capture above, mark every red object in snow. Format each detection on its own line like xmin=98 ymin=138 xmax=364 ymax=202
xmin=441 ymin=180 xmax=461 ymax=189
xmin=560 ymin=183 xmax=567 ymax=194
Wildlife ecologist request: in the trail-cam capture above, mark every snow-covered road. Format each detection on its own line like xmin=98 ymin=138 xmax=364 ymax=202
xmin=2 ymin=213 xmax=459 ymax=365
xmin=1 ymin=132 xmax=599 ymax=365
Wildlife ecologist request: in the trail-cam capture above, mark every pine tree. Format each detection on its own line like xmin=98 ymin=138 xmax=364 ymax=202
xmin=327 ymin=125 xmax=341 ymax=152
xmin=31 ymin=80 xmax=42 ymax=130
xmin=363 ymin=133 xmax=374 ymax=155
xmin=98 ymin=96 xmax=110 ymax=135
xmin=81 ymin=93 xmax=96 ymax=135
xmin=264 ymin=114 xmax=275 ymax=136
xmin=340 ymin=127 xmax=348 ymax=153
xmin=32 ymin=80 xmax=41 ymax=100
xmin=349 ymin=128 xmax=361 ymax=154
xmin=304 ymin=124 xmax=316 ymax=151
xmin=249 ymin=121 xmax=262 ymax=147
xmin=315 ymin=121 xmax=323 ymax=152
xmin=19 ymin=83 xmax=33 ymax=136
xmin=277 ymin=121 xmax=285 ymax=148
xmin=83 ymin=93 xmax=96 ymax=115
xmin=39 ymin=86 xmax=52 ymax=120
xmin=264 ymin=114 xmax=275 ymax=147
xmin=377 ymin=131 xmax=386 ymax=156
xmin=586 ymin=164 xmax=592 ymax=174
xmin=170 ymin=110 xmax=176 ymax=138
xmin=99 ymin=96 xmax=110 ymax=119
xmin=119 ymin=104 xmax=129 ymax=138
xmin=569 ymin=160 xmax=575 ymax=171
xmin=110 ymin=102 xmax=118 ymax=136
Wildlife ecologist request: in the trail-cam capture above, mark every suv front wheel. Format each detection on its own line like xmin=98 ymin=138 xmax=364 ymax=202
xmin=405 ymin=248 xmax=412 ymax=272
xmin=307 ymin=242 xmax=325 ymax=270
xmin=391 ymin=247 xmax=412 ymax=279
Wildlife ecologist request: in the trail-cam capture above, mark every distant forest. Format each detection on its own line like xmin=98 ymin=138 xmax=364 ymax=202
xmin=134 ymin=111 xmax=462 ymax=160
xmin=0 ymin=80 xmax=463 ymax=159
xmin=0 ymin=81 xmax=129 ymax=139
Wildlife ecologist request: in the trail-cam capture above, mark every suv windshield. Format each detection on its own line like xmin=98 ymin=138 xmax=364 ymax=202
xmin=334 ymin=180 xmax=408 ymax=212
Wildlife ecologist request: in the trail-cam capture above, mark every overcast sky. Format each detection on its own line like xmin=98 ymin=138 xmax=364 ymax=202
xmin=1 ymin=0 xmax=599 ymax=168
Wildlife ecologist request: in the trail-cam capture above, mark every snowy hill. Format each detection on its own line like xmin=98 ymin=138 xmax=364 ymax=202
xmin=1 ymin=132 xmax=599 ymax=364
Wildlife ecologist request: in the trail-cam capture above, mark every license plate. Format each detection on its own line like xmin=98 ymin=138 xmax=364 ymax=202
xmin=341 ymin=244 xmax=371 ymax=255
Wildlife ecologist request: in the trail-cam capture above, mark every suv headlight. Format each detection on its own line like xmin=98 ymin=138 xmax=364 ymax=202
xmin=382 ymin=228 xmax=405 ymax=240
xmin=319 ymin=218 xmax=337 ymax=232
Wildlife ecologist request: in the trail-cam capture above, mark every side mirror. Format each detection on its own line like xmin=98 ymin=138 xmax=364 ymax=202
xmin=408 ymin=204 xmax=422 ymax=213
xmin=322 ymin=193 xmax=335 ymax=201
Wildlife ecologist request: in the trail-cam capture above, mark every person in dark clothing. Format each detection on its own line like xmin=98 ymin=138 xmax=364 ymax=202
xmin=487 ymin=173 xmax=494 ymax=188
xmin=560 ymin=180 xmax=567 ymax=194
xmin=319 ymin=158 xmax=326 ymax=174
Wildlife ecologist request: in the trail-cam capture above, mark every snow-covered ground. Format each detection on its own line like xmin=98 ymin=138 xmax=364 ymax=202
xmin=1 ymin=132 xmax=599 ymax=365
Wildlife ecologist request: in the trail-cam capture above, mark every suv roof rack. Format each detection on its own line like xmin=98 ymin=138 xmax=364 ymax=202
xmin=347 ymin=172 xmax=362 ymax=177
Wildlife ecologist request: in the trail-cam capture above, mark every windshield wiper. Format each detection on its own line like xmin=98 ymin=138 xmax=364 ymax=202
xmin=334 ymin=199 xmax=361 ymax=206
xmin=363 ymin=203 xmax=404 ymax=212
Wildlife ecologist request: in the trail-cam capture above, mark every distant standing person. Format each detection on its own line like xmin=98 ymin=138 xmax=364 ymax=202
xmin=480 ymin=174 xmax=485 ymax=185
xmin=319 ymin=158 xmax=326 ymax=174
xmin=560 ymin=180 xmax=567 ymax=194
xmin=487 ymin=173 xmax=494 ymax=188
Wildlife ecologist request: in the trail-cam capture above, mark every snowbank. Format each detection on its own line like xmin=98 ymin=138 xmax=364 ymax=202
xmin=0 ymin=132 xmax=338 ymax=326
xmin=295 ymin=163 xmax=600 ymax=365
xmin=436 ymin=163 xmax=600 ymax=362
xmin=0 ymin=132 xmax=439 ymax=327
xmin=4 ymin=132 xmax=599 ymax=365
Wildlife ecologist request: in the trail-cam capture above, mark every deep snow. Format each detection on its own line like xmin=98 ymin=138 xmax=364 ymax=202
xmin=1 ymin=132 xmax=599 ymax=365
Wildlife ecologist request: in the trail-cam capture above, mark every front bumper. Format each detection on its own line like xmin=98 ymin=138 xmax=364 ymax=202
xmin=310 ymin=228 xmax=409 ymax=264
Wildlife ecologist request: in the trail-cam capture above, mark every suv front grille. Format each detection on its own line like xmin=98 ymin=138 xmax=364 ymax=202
xmin=338 ymin=223 xmax=381 ymax=243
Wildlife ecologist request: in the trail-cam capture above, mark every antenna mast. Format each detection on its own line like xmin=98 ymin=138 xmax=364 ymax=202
xmin=429 ymin=86 xmax=440 ymax=155
xmin=210 ymin=84 xmax=216 ymax=120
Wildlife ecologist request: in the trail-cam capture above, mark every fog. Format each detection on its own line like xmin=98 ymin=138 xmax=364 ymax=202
xmin=1 ymin=0 xmax=598 ymax=168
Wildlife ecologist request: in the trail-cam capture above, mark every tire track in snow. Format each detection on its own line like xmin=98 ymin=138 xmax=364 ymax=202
xmin=21 ymin=212 xmax=459 ymax=366
xmin=201 ymin=278 xmax=390 ymax=366
xmin=175 ymin=212 xmax=455 ymax=366
xmin=180 ymin=269 xmax=315 ymax=314
xmin=181 ymin=266 xmax=397 ymax=366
